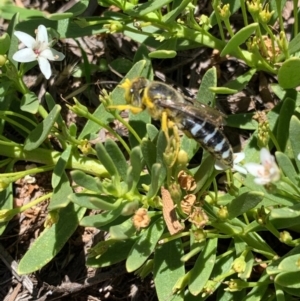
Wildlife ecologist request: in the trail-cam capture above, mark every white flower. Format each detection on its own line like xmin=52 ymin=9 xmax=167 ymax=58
xmin=297 ymin=153 xmax=300 ymax=161
xmin=244 ymin=148 xmax=280 ymax=185
xmin=215 ymin=152 xmax=247 ymax=174
xmin=12 ymin=25 xmax=65 ymax=79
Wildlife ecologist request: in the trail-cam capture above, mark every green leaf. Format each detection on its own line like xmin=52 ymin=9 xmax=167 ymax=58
xmin=189 ymin=238 xmax=218 ymax=295
xmin=197 ymin=67 xmax=217 ymax=105
xmin=226 ymin=112 xmax=257 ymax=130
xmin=227 ymin=192 xmax=264 ymax=219
xmin=269 ymin=203 xmax=300 ymax=229
xmin=289 ymin=116 xmax=300 ymax=172
xmin=95 ymin=142 xmax=120 ymax=181
xmin=47 ymin=13 xmax=74 ymax=20
xmin=110 ymin=57 xmax=133 ymax=74
xmin=147 ymin=163 xmax=166 ymax=199
xmin=275 ymin=152 xmax=297 ymax=185
xmin=109 ymin=217 xmax=136 ymax=240
xmin=180 ymin=134 xmax=199 ymax=160
xmin=149 ymin=49 xmax=177 ymax=59
xmin=146 ymin=124 xmax=159 ymax=141
xmin=18 ymin=203 xmax=85 ymax=274
xmin=45 ymin=92 xmax=64 ymax=127
xmin=242 ymin=272 xmax=269 ymax=300
xmin=24 ymin=105 xmax=61 ymax=150
xmin=193 ymin=153 xmax=215 ymax=193
xmin=0 ymin=33 xmax=10 ymax=54
xmin=126 ymin=217 xmax=165 ymax=272
xmin=223 ymin=68 xmax=257 ymax=91
xmin=80 ymin=200 xmax=124 ymax=227
xmin=271 ymin=83 xmax=300 ymax=104
xmin=0 ymin=5 xmax=45 ymax=20
xmin=125 ymin=0 xmax=173 ymax=16
xmin=128 ymin=111 xmax=149 ymax=148
xmin=15 ymin=18 xmax=106 ymax=39
xmin=163 ymin=0 xmax=192 ymax=23
xmin=156 ymin=130 xmax=167 ymax=165
xmin=288 ymin=32 xmax=300 ymax=56
xmin=64 ymin=0 xmax=89 ymax=15
xmin=20 ymin=92 xmax=39 ymax=114
xmin=209 ymin=87 xmax=238 ymax=94
xmin=127 ymin=146 xmax=143 ymax=191
xmin=87 ymin=238 xmax=137 ymax=268
xmin=278 ymin=254 xmax=300 ymax=272
xmin=276 ymin=97 xmax=295 ymax=152
xmin=141 ymin=138 xmax=157 ymax=171
xmin=7 ymin=13 xmax=21 ymax=67
xmin=0 ymin=161 xmax=14 ymax=235
xmin=51 ymin=145 xmax=72 ymax=189
xmin=154 ymin=238 xmax=185 ymax=301
xmin=48 ymin=172 xmax=73 ymax=210
xmin=267 ymin=245 xmax=300 ymax=275
xmin=133 ymin=43 xmax=150 ymax=63
xmin=278 ymin=58 xmax=300 ymax=89
xmin=220 ymin=23 xmax=258 ymax=57
xmin=105 ymin=139 xmax=128 ymax=181
xmin=275 ymin=271 xmax=300 ymax=288
xmin=69 ymin=193 xmax=117 ymax=210
xmin=70 ymin=170 xmax=102 ymax=192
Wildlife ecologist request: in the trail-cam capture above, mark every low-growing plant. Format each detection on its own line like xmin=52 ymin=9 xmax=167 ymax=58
xmin=1 ymin=0 xmax=300 ymax=300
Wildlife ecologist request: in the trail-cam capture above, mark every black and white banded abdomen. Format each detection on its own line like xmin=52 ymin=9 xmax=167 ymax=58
xmin=182 ymin=117 xmax=233 ymax=167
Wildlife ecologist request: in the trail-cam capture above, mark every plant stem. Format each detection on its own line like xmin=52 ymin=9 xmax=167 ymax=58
xmin=0 ymin=141 xmax=108 ymax=177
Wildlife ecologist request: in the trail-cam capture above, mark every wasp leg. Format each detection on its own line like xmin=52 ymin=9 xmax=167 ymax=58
xmin=161 ymin=111 xmax=169 ymax=138
xmin=107 ymin=104 xmax=143 ymax=114
xmin=161 ymin=111 xmax=181 ymax=167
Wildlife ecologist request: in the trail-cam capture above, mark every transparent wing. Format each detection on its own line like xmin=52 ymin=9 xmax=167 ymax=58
xmin=156 ymin=98 xmax=227 ymax=127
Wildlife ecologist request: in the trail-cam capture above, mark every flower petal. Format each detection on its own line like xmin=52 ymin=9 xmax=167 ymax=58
xmin=40 ymin=48 xmax=64 ymax=61
xmin=233 ymin=152 xmax=245 ymax=164
xmin=254 ymin=177 xmax=270 ymax=185
xmin=244 ymin=163 xmax=265 ymax=177
xmin=36 ymin=25 xmax=48 ymax=44
xmin=260 ymin=148 xmax=273 ymax=165
xmin=233 ymin=164 xmax=248 ymax=175
xmin=13 ymin=48 xmax=36 ymax=62
xmin=38 ymin=56 xmax=51 ymax=79
xmin=49 ymin=48 xmax=65 ymax=61
xmin=214 ymin=161 xmax=228 ymax=171
xmin=14 ymin=31 xmax=35 ymax=48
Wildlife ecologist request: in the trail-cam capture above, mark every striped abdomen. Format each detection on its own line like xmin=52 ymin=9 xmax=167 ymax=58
xmin=182 ymin=117 xmax=233 ymax=167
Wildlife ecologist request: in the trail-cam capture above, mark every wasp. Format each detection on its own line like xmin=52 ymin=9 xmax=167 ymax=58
xmin=110 ymin=77 xmax=233 ymax=168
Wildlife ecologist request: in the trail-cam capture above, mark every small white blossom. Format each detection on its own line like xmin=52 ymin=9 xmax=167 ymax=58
xmin=215 ymin=152 xmax=247 ymax=174
xmin=297 ymin=153 xmax=300 ymax=161
xmin=12 ymin=25 xmax=65 ymax=79
xmin=244 ymin=148 xmax=280 ymax=185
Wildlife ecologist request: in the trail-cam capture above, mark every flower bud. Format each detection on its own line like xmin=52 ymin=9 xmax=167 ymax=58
xmin=103 ymin=21 xmax=123 ymax=34
xmin=218 ymin=3 xmax=231 ymax=19
xmin=192 ymin=228 xmax=207 ymax=242
xmin=259 ymin=4 xmax=274 ymax=23
xmin=279 ymin=231 xmax=293 ymax=244
xmin=247 ymin=0 xmax=261 ymax=15
xmin=232 ymin=257 xmax=246 ymax=274
xmin=217 ymin=206 xmax=229 ymax=220
xmin=176 ymin=150 xmax=189 ymax=166
xmin=0 ymin=54 xmax=7 ymax=66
